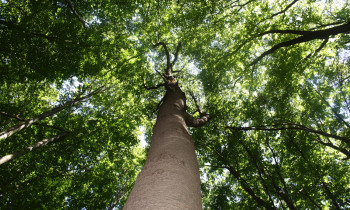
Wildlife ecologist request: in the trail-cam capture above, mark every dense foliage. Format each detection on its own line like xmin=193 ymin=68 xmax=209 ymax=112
xmin=1 ymin=0 xmax=349 ymax=208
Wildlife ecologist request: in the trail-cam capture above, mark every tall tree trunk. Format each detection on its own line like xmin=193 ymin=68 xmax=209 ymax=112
xmin=124 ymin=83 xmax=206 ymax=209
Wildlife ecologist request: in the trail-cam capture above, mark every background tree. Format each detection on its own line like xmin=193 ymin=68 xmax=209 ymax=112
xmin=1 ymin=0 xmax=349 ymax=209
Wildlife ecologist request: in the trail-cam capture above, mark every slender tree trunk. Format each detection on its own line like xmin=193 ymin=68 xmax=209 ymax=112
xmin=0 ymin=131 xmax=70 ymax=165
xmin=0 ymin=86 xmax=104 ymax=140
xmin=124 ymin=83 xmax=204 ymax=209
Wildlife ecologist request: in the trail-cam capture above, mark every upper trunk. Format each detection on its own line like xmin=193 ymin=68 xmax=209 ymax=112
xmin=124 ymin=82 xmax=202 ymax=209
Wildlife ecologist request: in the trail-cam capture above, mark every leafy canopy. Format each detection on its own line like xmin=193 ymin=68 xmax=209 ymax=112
xmin=0 ymin=0 xmax=349 ymax=209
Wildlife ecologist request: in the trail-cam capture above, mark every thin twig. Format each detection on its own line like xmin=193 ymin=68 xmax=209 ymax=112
xmin=65 ymin=0 xmax=88 ymax=28
xmin=302 ymin=38 xmax=328 ymax=63
xmin=189 ymin=91 xmax=203 ymax=114
xmin=227 ymin=122 xmax=350 ymax=144
xmin=271 ymin=0 xmax=300 ymax=18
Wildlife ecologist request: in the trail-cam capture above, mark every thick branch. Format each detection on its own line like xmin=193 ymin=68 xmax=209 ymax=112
xmin=172 ymin=41 xmax=182 ymax=67
xmin=0 ymin=131 xmax=71 ymax=165
xmin=142 ymin=82 xmax=165 ymax=90
xmin=184 ymin=92 xmax=210 ymax=127
xmin=251 ymin=22 xmax=350 ymax=65
xmin=259 ymin=29 xmax=314 ymax=36
xmin=153 ymin=41 xmax=182 ymax=77
xmin=261 ymin=22 xmax=350 ymax=37
xmin=153 ymin=42 xmax=171 ymax=76
xmin=184 ymin=112 xmax=210 ymax=127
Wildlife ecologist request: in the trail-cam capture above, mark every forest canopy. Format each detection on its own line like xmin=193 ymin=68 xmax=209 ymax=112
xmin=0 ymin=0 xmax=350 ymax=209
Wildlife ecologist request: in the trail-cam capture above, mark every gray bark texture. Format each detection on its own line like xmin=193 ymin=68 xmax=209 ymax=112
xmin=124 ymin=82 xmax=204 ymax=209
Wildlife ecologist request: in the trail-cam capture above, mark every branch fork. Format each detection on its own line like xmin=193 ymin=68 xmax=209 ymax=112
xmin=153 ymin=41 xmax=182 ymax=82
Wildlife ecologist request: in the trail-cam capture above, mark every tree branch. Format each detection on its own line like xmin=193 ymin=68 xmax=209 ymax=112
xmin=310 ymin=21 xmax=346 ymax=30
xmin=250 ymin=22 xmax=350 ymax=66
xmin=65 ymin=0 xmax=87 ymax=28
xmin=185 ymin=91 xmax=211 ymax=127
xmin=0 ymin=111 xmax=66 ymax=132
xmin=0 ymin=131 xmax=71 ymax=165
xmin=298 ymin=188 xmax=323 ymax=210
xmin=235 ymin=134 xmax=294 ymax=208
xmin=153 ymin=42 xmax=171 ymax=76
xmin=312 ymin=87 xmax=350 ymax=129
xmin=0 ymin=19 xmax=92 ymax=46
xmin=288 ymin=134 xmax=341 ymax=209
xmin=315 ymin=137 xmax=350 ymax=159
xmin=226 ymin=165 xmax=276 ymax=209
xmin=184 ymin=112 xmax=210 ymax=127
xmin=258 ymin=29 xmax=314 ymax=36
xmin=212 ymin=0 xmax=256 ymax=25
xmin=142 ymin=81 xmax=165 ymax=90
xmin=270 ymin=0 xmax=300 ymax=18
xmin=208 ymin=146 xmax=276 ymax=209
xmin=227 ymin=123 xmax=350 ymax=144
xmin=189 ymin=91 xmax=203 ymax=114
xmin=155 ymin=68 xmax=167 ymax=82
xmin=172 ymin=41 xmax=182 ymax=67
xmin=302 ymin=38 xmax=328 ymax=62
xmin=322 ymin=181 xmax=341 ymax=210
xmin=266 ymin=140 xmax=297 ymax=209
xmin=0 ymin=87 xmax=104 ymax=140
xmin=235 ymin=136 xmax=275 ymax=204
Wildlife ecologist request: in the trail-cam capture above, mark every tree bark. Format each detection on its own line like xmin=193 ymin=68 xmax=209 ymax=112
xmin=124 ymin=83 xmax=203 ymax=209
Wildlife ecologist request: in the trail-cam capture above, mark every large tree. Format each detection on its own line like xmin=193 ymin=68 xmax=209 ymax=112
xmin=1 ymin=0 xmax=350 ymax=209
xmin=124 ymin=42 xmax=210 ymax=209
